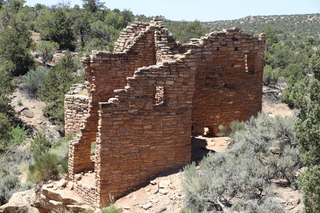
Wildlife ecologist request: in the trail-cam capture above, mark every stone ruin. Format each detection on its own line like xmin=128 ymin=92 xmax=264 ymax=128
xmin=64 ymin=18 xmax=265 ymax=207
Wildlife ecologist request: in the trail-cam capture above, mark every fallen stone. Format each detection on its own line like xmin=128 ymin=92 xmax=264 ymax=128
xmin=57 ymin=179 xmax=67 ymax=189
xmin=142 ymin=202 xmax=152 ymax=210
xmin=159 ymin=189 xmax=169 ymax=195
xmin=156 ymin=207 xmax=167 ymax=213
xmin=22 ymin=109 xmax=34 ymax=118
xmin=150 ymin=180 xmax=157 ymax=185
xmin=66 ymin=181 xmax=74 ymax=190
xmin=46 ymin=184 xmax=54 ymax=188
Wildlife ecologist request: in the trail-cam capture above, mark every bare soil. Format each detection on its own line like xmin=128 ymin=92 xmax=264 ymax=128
xmin=10 ymin=85 xmax=62 ymax=141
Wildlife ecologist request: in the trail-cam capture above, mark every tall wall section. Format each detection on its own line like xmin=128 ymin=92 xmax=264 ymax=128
xmin=190 ymin=28 xmax=265 ymax=135
xmin=95 ymin=57 xmax=195 ymax=206
xmin=67 ymin=20 xmax=161 ymax=176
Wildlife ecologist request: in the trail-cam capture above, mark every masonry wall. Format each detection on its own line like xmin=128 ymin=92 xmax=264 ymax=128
xmin=191 ymin=29 xmax=265 ymax=135
xmin=66 ymin=19 xmax=265 ymax=208
xmin=65 ymin=84 xmax=89 ymax=135
xmin=95 ymin=58 xmax=195 ymax=205
xmin=68 ymin=21 xmax=159 ymax=176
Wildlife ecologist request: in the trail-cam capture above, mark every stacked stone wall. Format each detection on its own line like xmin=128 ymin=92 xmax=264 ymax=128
xmin=68 ymin=20 xmax=162 ymax=176
xmin=65 ymin=18 xmax=265 ymax=208
xmin=191 ymin=28 xmax=265 ymax=135
xmin=95 ymin=55 xmax=197 ymax=205
xmin=64 ymin=84 xmax=89 ymax=135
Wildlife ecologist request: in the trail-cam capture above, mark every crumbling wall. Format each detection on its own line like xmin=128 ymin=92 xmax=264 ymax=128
xmin=95 ymin=55 xmax=196 ymax=205
xmin=65 ymin=84 xmax=89 ymax=135
xmin=191 ymin=28 xmax=265 ymax=135
xmin=65 ymin=18 xmax=265 ymax=208
xmin=68 ymin=20 xmax=161 ymax=176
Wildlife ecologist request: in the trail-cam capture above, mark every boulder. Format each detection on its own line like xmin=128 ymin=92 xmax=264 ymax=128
xmin=0 ymin=189 xmax=39 ymax=213
xmin=22 ymin=109 xmax=34 ymax=118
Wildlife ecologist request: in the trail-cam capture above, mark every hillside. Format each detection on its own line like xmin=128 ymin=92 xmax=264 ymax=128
xmin=203 ymin=13 xmax=320 ymax=36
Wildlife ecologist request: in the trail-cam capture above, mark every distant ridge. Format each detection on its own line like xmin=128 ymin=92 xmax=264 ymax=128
xmin=203 ymin=13 xmax=320 ymax=37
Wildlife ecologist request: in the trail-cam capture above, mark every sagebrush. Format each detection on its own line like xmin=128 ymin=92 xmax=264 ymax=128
xmin=183 ymin=112 xmax=302 ymax=212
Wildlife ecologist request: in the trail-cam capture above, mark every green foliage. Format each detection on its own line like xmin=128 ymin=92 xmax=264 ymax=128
xmin=0 ymin=149 xmax=32 ymax=205
xmin=165 ymin=20 xmax=210 ymax=43
xmin=28 ymin=152 xmax=59 ymax=183
xmin=0 ymin=19 xmax=34 ymax=76
xmin=21 ymin=66 xmax=48 ymax=99
xmin=0 ymin=58 xmax=15 ymax=115
xmin=281 ymin=59 xmax=320 ymax=212
xmin=263 ymin=65 xmax=279 ymax=85
xmin=82 ymin=0 xmax=105 ymax=13
xmin=299 ymin=166 xmax=320 ymax=213
xmin=9 ymin=125 xmax=28 ymax=147
xmin=37 ymin=41 xmax=59 ymax=65
xmin=294 ymin=77 xmax=320 ymax=210
xmin=0 ymin=113 xmax=12 ymax=151
xmin=183 ymin=112 xmax=301 ymax=212
xmin=50 ymin=136 xmax=71 ymax=174
xmin=28 ymin=134 xmax=71 ymax=183
xmin=17 ymin=99 xmax=22 ymax=106
xmin=309 ymin=50 xmax=320 ymax=80
xmin=30 ymin=130 xmax=51 ymax=157
xmin=0 ymin=172 xmax=21 ymax=205
xmin=86 ymin=20 xmax=120 ymax=51
xmin=35 ymin=9 xmax=75 ymax=50
xmin=263 ymin=25 xmax=279 ymax=49
xmin=0 ymin=115 xmax=28 ymax=152
xmin=101 ymin=204 xmax=123 ymax=213
xmin=217 ymin=120 xmax=244 ymax=136
xmin=41 ymin=51 xmax=83 ymax=124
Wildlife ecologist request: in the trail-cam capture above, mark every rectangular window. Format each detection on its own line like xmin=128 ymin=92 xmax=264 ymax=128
xmin=245 ymin=54 xmax=255 ymax=73
xmin=154 ymin=86 xmax=165 ymax=105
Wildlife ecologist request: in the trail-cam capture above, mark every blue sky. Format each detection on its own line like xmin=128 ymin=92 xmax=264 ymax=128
xmin=25 ymin=0 xmax=320 ymax=22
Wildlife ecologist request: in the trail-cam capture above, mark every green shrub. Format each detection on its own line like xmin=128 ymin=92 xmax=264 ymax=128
xmin=10 ymin=125 xmax=28 ymax=147
xmin=30 ymin=130 xmax=51 ymax=157
xmin=50 ymin=137 xmax=70 ymax=174
xmin=21 ymin=66 xmax=48 ymax=99
xmin=182 ymin=112 xmax=301 ymax=212
xmin=101 ymin=204 xmax=123 ymax=213
xmin=36 ymin=41 xmax=59 ymax=65
xmin=0 ymin=149 xmax=32 ymax=205
xmin=0 ymin=173 xmax=22 ymax=205
xmin=40 ymin=51 xmax=84 ymax=124
xmin=217 ymin=120 xmax=244 ymax=137
xmin=263 ymin=65 xmax=279 ymax=85
xmin=28 ymin=152 xmax=59 ymax=183
xmin=299 ymin=165 xmax=320 ymax=213
xmin=0 ymin=113 xmax=12 ymax=151
xmin=217 ymin=124 xmax=228 ymax=136
xmin=28 ymin=134 xmax=71 ymax=183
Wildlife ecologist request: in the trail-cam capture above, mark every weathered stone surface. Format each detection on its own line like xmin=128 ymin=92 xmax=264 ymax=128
xmin=22 ymin=109 xmax=34 ymax=118
xmin=0 ymin=190 xmax=39 ymax=213
xmin=65 ymin=17 xmax=265 ymax=207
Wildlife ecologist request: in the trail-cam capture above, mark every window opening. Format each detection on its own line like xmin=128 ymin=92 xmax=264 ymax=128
xmin=90 ymin=142 xmax=96 ymax=161
xmin=154 ymin=86 xmax=165 ymax=105
xmin=245 ymin=54 xmax=255 ymax=73
xmin=204 ymin=127 xmax=210 ymax=136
